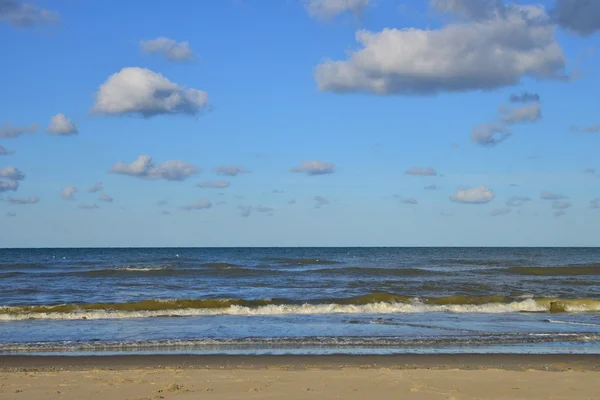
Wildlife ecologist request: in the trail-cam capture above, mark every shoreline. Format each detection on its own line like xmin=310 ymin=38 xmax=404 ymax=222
xmin=2 ymin=353 xmax=600 ymax=371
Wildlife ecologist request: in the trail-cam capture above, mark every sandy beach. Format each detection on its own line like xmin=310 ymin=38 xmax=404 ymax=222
xmin=2 ymin=355 xmax=599 ymax=399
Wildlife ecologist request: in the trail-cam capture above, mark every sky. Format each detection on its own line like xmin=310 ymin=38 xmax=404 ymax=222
xmin=1 ymin=0 xmax=600 ymax=248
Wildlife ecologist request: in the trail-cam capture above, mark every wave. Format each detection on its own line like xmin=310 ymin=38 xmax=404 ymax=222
xmin=506 ymin=264 xmax=600 ymax=276
xmin=2 ymin=294 xmax=600 ymax=320
xmin=261 ymin=257 xmax=340 ymax=266
xmin=3 ymin=333 xmax=599 ymax=353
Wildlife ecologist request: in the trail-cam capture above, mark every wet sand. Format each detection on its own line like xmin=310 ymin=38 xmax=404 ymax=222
xmin=2 ymin=354 xmax=599 ymax=399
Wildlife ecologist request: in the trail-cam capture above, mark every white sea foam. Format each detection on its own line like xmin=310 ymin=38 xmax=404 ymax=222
xmin=3 ymin=299 xmax=600 ymax=321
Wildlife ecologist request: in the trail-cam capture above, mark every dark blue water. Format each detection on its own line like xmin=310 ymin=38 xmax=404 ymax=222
xmin=1 ymin=247 xmax=600 ymax=355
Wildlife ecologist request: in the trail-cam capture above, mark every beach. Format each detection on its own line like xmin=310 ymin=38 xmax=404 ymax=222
xmin=2 ymin=355 xmax=600 ymax=399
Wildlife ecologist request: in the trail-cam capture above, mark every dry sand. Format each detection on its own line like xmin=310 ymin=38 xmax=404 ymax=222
xmin=1 ymin=355 xmax=599 ymax=399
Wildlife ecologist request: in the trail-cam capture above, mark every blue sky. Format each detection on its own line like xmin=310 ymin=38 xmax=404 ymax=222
xmin=1 ymin=0 xmax=599 ymax=247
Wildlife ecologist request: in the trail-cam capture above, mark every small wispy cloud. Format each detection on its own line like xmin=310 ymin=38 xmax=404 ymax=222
xmin=98 ymin=194 xmax=113 ymax=203
xmin=238 ymin=205 xmax=252 ymax=217
xmin=303 ymin=0 xmax=369 ymax=20
xmin=61 ymin=185 xmax=77 ymax=200
xmin=291 ymin=160 xmax=335 ymax=176
xmin=196 ymin=181 xmax=230 ymax=189
xmin=87 ymin=182 xmax=103 ymax=193
xmin=424 ymin=185 xmax=440 ymax=190
xmin=212 ymin=165 xmax=249 ymax=177
xmin=181 ymin=200 xmax=212 ymax=211
xmin=490 ymin=208 xmax=511 ymax=217
xmin=0 ymin=122 xmax=38 ymax=139
xmin=590 ymin=198 xmax=600 ymax=209
xmin=6 ymin=211 xmax=16 ymax=217
xmin=79 ymin=203 xmax=99 ymax=210
xmin=552 ymin=200 xmax=572 ymax=210
xmin=541 ymin=191 xmax=568 ymax=200
xmin=140 ymin=37 xmax=195 ymax=62
xmin=471 ymin=124 xmax=511 ymax=147
xmin=509 ymin=92 xmax=540 ymax=103
xmin=0 ymin=0 xmax=60 ymax=28
xmin=7 ymin=196 xmax=39 ymax=205
xmin=110 ymin=155 xmax=199 ymax=181
xmin=450 ymin=185 xmax=495 ymax=204
xmin=0 ymin=145 xmax=15 ymax=155
xmin=506 ymin=196 xmax=532 ymax=207
xmin=314 ymin=196 xmax=329 ymax=208
xmin=405 ymin=167 xmax=437 ymax=176
xmin=570 ymin=125 xmax=600 ymax=133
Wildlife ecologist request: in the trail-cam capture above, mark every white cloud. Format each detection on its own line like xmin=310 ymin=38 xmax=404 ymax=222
xmin=506 ymin=196 xmax=532 ymax=207
xmin=315 ymin=5 xmax=566 ymax=95
xmin=61 ymin=185 xmax=77 ymax=200
xmin=46 ymin=113 xmax=78 ymax=136
xmin=570 ymin=125 xmax=600 ymax=133
xmin=212 ymin=165 xmax=248 ymax=177
xmin=552 ymin=0 xmax=600 ymax=36
xmin=552 ymin=200 xmax=572 ymax=210
xmin=541 ymin=191 xmax=568 ymax=200
xmin=110 ymin=155 xmax=198 ymax=181
xmin=7 ymin=196 xmax=39 ymax=204
xmin=182 ymin=200 xmax=212 ymax=211
xmin=79 ymin=203 xmax=99 ymax=210
xmin=0 ymin=0 xmax=59 ymax=28
xmin=430 ymin=0 xmax=504 ymax=21
xmin=0 ymin=145 xmax=14 ymax=155
xmin=304 ymin=0 xmax=368 ymax=20
xmin=92 ymin=67 xmax=209 ymax=117
xmin=140 ymin=37 xmax=195 ymax=61
xmin=314 ymin=196 xmax=330 ymax=208
xmin=498 ymin=102 xmax=542 ymax=124
xmin=490 ymin=207 xmax=511 ymax=216
xmin=0 ymin=166 xmax=25 ymax=180
xmin=0 ymin=180 xmax=18 ymax=192
xmin=87 ymin=182 xmax=103 ymax=193
xmin=197 ymin=181 xmax=230 ymax=189
xmin=471 ymin=123 xmax=511 ymax=146
xmin=0 ymin=122 xmax=38 ymax=138
xmin=291 ymin=160 xmax=335 ymax=175
xmin=98 ymin=194 xmax=113 ymax=203
xmin=405 ymin=167 xmax=437 ymax=176
xmin=450 ymin=185 xmax=495 ymax=204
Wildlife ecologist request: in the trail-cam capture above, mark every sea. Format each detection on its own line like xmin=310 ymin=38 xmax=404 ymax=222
xmin=1 ymin=247 xmax=600 ymax=356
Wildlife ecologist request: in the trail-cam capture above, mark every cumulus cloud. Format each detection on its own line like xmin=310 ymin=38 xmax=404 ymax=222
xmin=61 ymin=185 xmax=77 ymax=200
xmin=7 ymin=196 xmax=39 ymax=204
xmin=110 ymin=155 xmax=198 ymax=181
xmin=541 ymin=191 xmax=568 ymax=200
xmin=424 ymin=184 xmax=440 ymax=190
xmin=498 ymin=102 xmax=542 ymax=124
xmin=450 ymin=185 xmax=495 ymax=204
xmin=471 ymin=123 xmax=511 ymax=146
xmin=98 ymin=194 xmax=113 ymax=203
xmin=304 ymin=0 xmax=368 ymax=20
xmin=590 ymin=198 xmax=600 ymax=209
xmin=197 ymin=181 xmax=230 ymax=189
xmin=0 ymin=166 xmax=25 ymax=180
xmin=0 ymin=122 xmax=38 ymax=138
xmin=0 ymin=0 xmax=59 ymax=27
xmin=506 ymin=196 xmax=532 ymax=207
xmin=552 ymin=200 xmax=572 ymax=210
xmin=405 ymin=167 xmax=437 ymax=176
xmin=92 ymin=67 xmax=209 ymax=117
xmin=140 ymin=37 xmax=195 ymax=61
xmin=79 ymin=203 xmax=99 ymax=210
xmin=314 ymin=196 xmax=330 ymax=208
xmin=182 ymin=199 xmax=212 ymax=211
xmin=570 ymin=124 xmax=600 ymax=133
xmin=509 ymin=92 xmax=540 ymax=103
xmin=46 ymin=114 xmax=78 ymax=136
xmin=552 ymin=0 xmax=600 ymax=36
xmin=212 ymin=165 xmax=249 ymax=177
xmin=315 ymin=5 xmax=566 ymax=95
xmin=0 ymin=145 xmax=14 ymax=155
xmin=490 ymin=207 xmax=511 ymax=216
xmin=238 ymin=205 xmax=252 ymax=217
xmin=291 ymin=160 xmax=335 ymax=175
xmin=87 ymin=182 xmax=103 ymax=193
xmin=0 ymin=180 xmax=18 ymax=192
xmin=6 ymin=211 xmax=16 ymax=217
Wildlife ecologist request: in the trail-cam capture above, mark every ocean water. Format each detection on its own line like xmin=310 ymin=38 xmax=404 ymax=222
xmin=1 ymin=247 xmax=600 ymax=355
